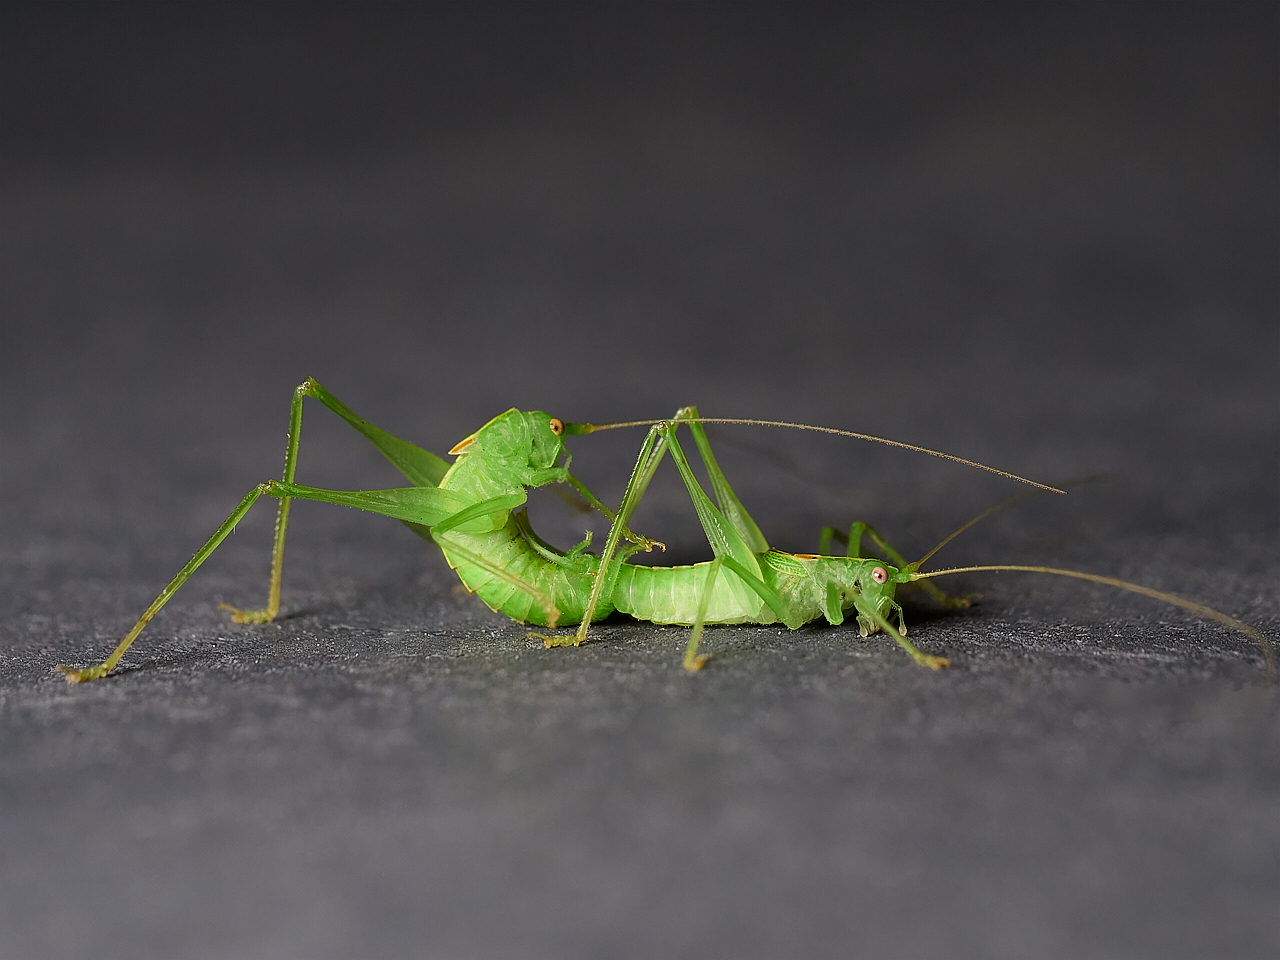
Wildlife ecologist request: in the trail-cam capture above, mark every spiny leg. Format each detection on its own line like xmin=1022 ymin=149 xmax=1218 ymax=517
xmin=223 ymin=378 xmax=450 ymax=624
xmin=659 ymin=420 xmax=768 ymax=576
xmin=257 ymin=479 xmax=563 ymax=625
xmin=59 ymin=477 xmax=561 ymax=681
xmin=557 ymin=409 xmax=719 ymax=647
xmin=215 ymin=385 xmax=304 ymax=624
xmin=683 ymin=557 xmax=722 ymax=671
xmin=57 ymin=484 xmax=275 ymax=682
xmin=559 ymin=423 xmax=671 ymax=646
xmin=560 ymin=407 xmax=785 ymax=652
xmin=659 ymin=420 xmax=798 ymax=629
xmin=851 ymin=590 xmax=950 ymax=670
xmin=678 ymin=406 xmax=770 ymax=553
xmin=561 ymin=472 xmax=662 ymax=554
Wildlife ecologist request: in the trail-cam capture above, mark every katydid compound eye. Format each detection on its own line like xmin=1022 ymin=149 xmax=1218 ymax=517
xmin=872 ymin=566 xmax=888 ymax=584
xmin=549 ymin=418 xmax=564 ymax=436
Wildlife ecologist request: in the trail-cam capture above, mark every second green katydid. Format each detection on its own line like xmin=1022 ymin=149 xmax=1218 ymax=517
xmin=56 ymin=378 xmax=1273 ymax=683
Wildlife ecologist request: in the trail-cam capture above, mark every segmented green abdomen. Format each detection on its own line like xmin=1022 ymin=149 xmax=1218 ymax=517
xmin=438 ymin=522 xmax=609 ymax=627
xmin=611 ymin=560 xmax=775 ymax=625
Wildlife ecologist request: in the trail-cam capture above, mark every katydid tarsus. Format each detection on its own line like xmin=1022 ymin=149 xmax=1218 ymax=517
xmin=56 ymin=378 xmax=1274 ymax=683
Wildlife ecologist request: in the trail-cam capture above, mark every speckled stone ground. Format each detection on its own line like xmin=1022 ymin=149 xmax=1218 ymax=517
xmin=2 ymin=5 xmax=1276 ymax=958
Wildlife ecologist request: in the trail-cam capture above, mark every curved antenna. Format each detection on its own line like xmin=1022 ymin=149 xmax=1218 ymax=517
xmin=913 ymin=492 xmax=1041 ymax=571
xmin=911 ymin=564 xmax=1276 ymax=676
xmin=570 ymin=417 xmax=1065 ymax=494
xmin=913 ymin=475 xmax=1117 ymax=570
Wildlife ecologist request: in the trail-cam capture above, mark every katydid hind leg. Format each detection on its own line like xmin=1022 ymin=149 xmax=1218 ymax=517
xmin=58 ymin=477 xmax=541 ymax=681
xmin=659 ymin=424 xmax=764 ymax=575
xmin=232 ymin=481 xmax=565 ymax=648
xmin=219 ymin=384 xmax=307 ymax=624
xmin=225 ymin=379 xmax=453 ymax=625
xmin=659 ymin=425 xmax=799 ymax=628
xmin=679 ymin=407 xmax=770 ymax=553
xmin=57 ymin=484 xmax=273 ymax=682
xmin=568 ymin=424 xmax=670 ymax=645
xmin=301 ymin=378 xmax=450 ymax=488
xmin=683 ymin=557 xmax=723 ymax=671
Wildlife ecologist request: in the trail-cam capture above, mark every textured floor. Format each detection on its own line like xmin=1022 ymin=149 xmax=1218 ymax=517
xmin=2 ymin=5 xmax=1277 ymax=958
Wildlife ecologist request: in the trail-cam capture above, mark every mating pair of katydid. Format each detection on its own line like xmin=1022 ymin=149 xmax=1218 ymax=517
xmin=56 ymin=378 xmax=1273 ymax=683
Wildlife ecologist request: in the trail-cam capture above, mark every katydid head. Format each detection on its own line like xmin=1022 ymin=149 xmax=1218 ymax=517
xmin=527 ymin=412 xmax=567 ymax=468
xmin=451 ymin=409 xmax=567 ymax=470
xmin=843 ymin=559 xmax=910 ymax=639
xmin=843 ymin=558 xmax=908 ymax=610
xmin=856 ymin=559 xmax=910 ymax=595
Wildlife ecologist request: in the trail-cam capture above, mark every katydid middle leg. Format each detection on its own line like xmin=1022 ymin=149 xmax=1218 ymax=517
xmin=646 ymin=415 xmax=798 ymax=668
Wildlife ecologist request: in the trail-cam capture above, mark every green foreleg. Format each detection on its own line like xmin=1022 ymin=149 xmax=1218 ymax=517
xmin=851 ymin=592 xmax=950 ymax=670
xmin=563 ymin=472 xmax=663 ymax=554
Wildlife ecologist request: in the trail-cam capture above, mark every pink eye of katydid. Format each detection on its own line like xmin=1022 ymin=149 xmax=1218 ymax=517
xmin=872 ymin=566 xmax=888 ymax=584
xmin=549 ymin=418 xmax=564 ymax=436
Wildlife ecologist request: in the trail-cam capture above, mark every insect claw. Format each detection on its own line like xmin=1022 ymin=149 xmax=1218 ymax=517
xmin=54 ymin=663 xmax=107 ymax=683
xmin=533 ymin=630 xmax=578 ymax=648
xmin=219 ymin=602 xmax=274 ymax=625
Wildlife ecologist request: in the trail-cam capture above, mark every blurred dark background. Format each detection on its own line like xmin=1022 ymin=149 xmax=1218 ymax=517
xmin=2 ymin=3 xmax=1277 ymax=958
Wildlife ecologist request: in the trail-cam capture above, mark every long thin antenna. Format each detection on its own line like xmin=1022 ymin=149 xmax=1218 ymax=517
xmin=574 ymin=417 xmax=1065 ymax=494
xmin=912 ymin=564 xmax=1276 ymax=676
xmin=913 ymin=497 xmax=1032 ymax=571
xmin=914 ymin=474 xmax=1116 ymax=570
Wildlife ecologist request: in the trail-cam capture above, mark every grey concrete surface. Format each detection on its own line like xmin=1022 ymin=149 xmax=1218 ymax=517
xmin=2 ymin=5 xmax=1277 ymax=958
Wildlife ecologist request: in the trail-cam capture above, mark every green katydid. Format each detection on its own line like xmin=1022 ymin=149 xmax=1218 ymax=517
xmin=56 ymin=378 xmax=1274 ymax=683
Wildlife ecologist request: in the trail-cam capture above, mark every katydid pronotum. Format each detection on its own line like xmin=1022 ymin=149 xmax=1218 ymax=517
xmin=56 ymin=378 xmax=1274 ymax=682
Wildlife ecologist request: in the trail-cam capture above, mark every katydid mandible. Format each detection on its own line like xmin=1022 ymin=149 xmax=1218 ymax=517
xmin=56 ymin=378 xmax=1274 ymax=682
